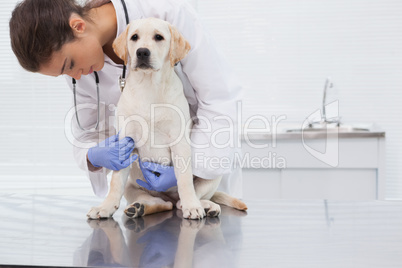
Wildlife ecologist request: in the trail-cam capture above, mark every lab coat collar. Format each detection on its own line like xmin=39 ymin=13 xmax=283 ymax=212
xmin=111 ymin=0 xmax=140 ymax=37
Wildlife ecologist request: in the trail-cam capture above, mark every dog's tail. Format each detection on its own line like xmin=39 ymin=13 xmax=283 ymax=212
xmin=211 ymin=191 xmax=248 ymax=211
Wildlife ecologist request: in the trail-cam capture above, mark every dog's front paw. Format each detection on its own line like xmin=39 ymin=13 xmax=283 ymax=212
xmin=87 ymin=202 xmax=119 ymax=219
xmin=180 ymin=200 xmax=205 ymax=220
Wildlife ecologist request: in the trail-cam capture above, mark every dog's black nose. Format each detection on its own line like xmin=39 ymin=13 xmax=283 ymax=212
xmin=136 ymin=48 xmax=151 ymax=60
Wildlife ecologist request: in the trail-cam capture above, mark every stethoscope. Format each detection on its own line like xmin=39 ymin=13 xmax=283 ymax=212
xmin=73 ymin=0 xmax=129 ymax=131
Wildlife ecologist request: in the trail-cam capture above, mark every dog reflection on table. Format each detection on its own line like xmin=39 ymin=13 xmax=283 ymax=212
xmin=75 ymin=207 xmax=246 ymax=267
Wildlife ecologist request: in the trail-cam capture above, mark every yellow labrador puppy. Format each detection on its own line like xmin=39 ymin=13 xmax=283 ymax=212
xmin=87 ymin=18 xmax=247 ymax=220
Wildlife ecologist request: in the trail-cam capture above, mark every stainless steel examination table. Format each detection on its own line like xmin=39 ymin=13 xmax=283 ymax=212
xmin=0 ymin=194 xmax=401 ymax=267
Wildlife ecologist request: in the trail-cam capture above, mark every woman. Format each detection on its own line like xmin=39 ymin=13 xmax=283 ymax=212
xmin=9 ymin=0 xmax=243 ymax=198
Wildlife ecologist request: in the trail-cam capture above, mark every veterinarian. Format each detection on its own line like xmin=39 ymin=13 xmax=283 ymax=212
xmin=9 ymin=0 xmax=243 ymax=198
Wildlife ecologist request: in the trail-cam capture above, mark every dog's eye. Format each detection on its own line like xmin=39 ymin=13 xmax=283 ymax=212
xmin=131 ymin=34 xmax=138 ymax=41
xmin=155 ymin=34 xmax=164 ymax=41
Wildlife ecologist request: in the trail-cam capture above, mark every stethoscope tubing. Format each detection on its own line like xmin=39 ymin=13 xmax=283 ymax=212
xmin=72 ymin=0 xmax=129 ymax=132
xmin=72 ymin=72 xmax=100 ymax=131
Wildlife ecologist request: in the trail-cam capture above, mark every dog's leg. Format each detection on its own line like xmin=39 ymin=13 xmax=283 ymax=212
xmin=193 ymin=176 xmax=222 ymax=200
xmin=195 ymin=177 xmax=222 ymax=217
xmin=176 ymin=176 xmax=222 ymax=217
xmin=171 ymin=142 xmax=205 ymax=220
xmin=200 ymin=199 xmax=221 ymax=217
xmin=210 ymin=191 xmax=248 ymax=211
xmin=193 ymin=176 xmax=248 ymax=212
xmin=87 ymin=167 xmax=130 ymax=219
xmin=124 ymin=184 xmax=174 ymax=218
xmin=125 ymin=197 xmax=174 ymax=218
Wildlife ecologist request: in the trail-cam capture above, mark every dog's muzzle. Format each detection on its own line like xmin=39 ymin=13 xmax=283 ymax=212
xmin=136 ymin=48 xmax=152 ymax=69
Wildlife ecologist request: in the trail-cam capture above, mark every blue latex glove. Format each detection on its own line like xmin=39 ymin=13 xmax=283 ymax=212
xmin=137 ymin=160 xmax=177 ymax=192
xmin=87 ymin=134 xmax=137 ymax=171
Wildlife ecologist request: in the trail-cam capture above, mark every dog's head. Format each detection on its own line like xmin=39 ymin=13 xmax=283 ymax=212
xmin=113 ymin=18 xmax=191 ymax=72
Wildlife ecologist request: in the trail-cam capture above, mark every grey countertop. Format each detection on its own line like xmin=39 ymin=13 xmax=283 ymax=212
xmin=0 ymin=194 xmax=401 ymax=267
xmin=242 ymin=122 xmax=385 ymax=140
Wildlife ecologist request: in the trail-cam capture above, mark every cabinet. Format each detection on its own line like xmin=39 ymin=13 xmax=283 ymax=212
xmin=241 ymin=130 xmax=385 ymax=200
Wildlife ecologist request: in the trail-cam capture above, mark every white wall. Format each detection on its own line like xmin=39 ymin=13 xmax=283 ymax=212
xmin=0 ymin=1 xmax=86 ymax=194
xmin=196 ymin=0 xmax=402 ymax=199
xmin=1 ymin=1 xmax=401 ymax=199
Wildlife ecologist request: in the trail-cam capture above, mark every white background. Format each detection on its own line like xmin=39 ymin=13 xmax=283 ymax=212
xmin=1 ymin=0 xmax=401 ymax=199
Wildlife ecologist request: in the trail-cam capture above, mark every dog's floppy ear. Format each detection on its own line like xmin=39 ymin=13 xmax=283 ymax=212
xmin=113 ymin=24 xmax=130 ymax=65
xmin=169 ymin=25 xmax=191 ymax=67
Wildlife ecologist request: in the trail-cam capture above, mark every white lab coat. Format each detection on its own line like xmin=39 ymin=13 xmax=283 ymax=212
xmin=65 ymin=0 xmax=243 ymax=198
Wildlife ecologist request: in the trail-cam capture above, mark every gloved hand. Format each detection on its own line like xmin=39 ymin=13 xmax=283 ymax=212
xmin=137 ymin=160 xmax=177 ymax=192
xmin=87 ymin=134 xmax=137 ymax=171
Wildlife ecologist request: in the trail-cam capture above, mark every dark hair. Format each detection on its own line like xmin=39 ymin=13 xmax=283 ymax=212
xmin=9 ymin=0 xmax=94 ymax=72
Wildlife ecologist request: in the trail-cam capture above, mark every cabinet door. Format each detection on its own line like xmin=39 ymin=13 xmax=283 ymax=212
xmin=281 ymin=169 xmax=377 ymax=200
xmin=242 ymin=168 xmax=377 ymax=200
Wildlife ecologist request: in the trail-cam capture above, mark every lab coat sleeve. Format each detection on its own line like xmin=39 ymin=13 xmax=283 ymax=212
xmin=139 ymin=0 xmax=243 ymax=179
xmin=64 ymin=75 xmax=116 ymax=197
